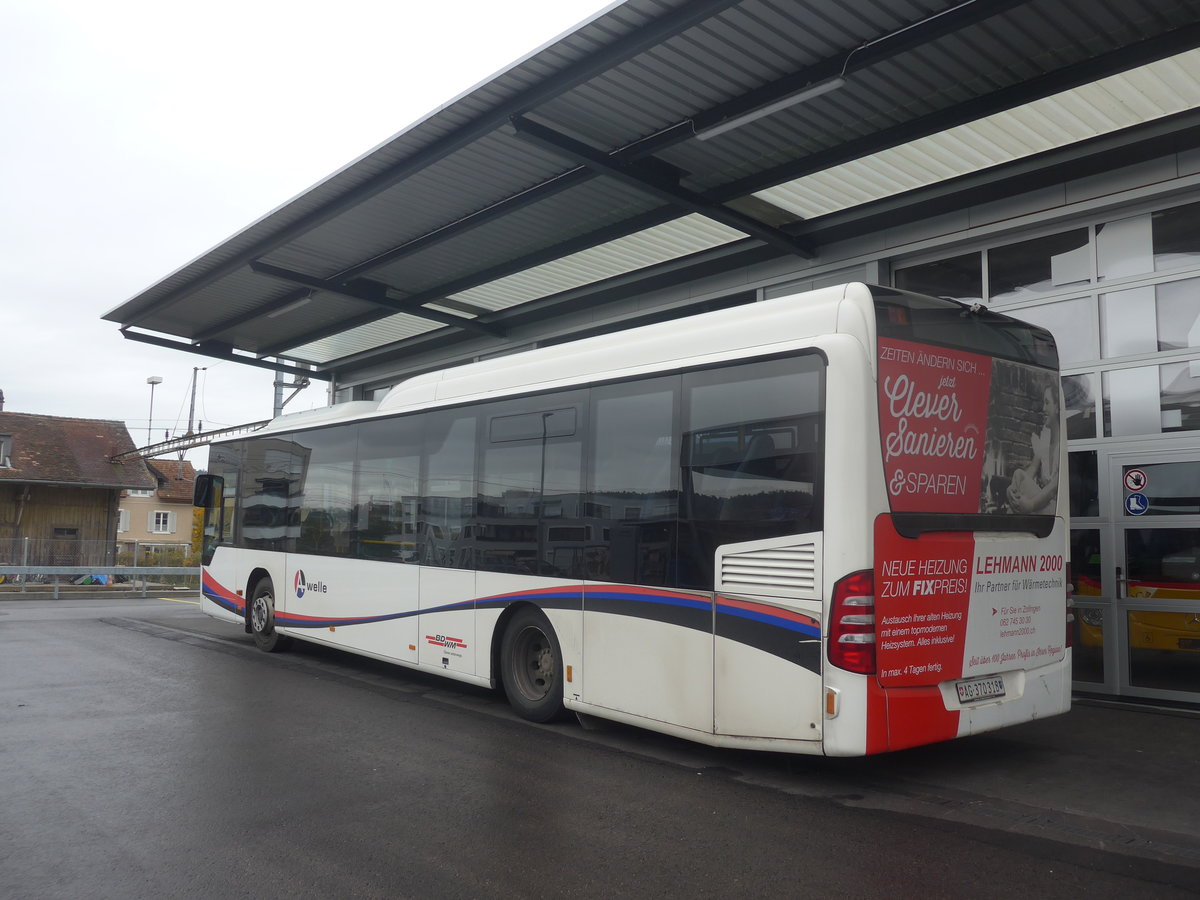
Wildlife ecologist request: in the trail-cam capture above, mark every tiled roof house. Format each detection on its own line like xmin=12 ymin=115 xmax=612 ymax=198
xmin=117 ymin=458 xmax=199 ymax=560
xmin=0 ymin=408 xmax=155 ymax=566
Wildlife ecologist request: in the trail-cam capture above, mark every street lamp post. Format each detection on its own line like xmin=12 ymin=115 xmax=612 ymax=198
xmin=146 ymin=376 xmax=162 ymax=446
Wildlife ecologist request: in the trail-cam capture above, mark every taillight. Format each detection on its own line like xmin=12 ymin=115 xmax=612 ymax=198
xmin=1065 ymin=562 xmax=1074 ymax=649
xmin=828 ymin=569 xmax=876 ymax=674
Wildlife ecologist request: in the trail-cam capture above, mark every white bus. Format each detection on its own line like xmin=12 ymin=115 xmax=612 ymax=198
xmin=194 ymin=283 xmax=1071 ymax=756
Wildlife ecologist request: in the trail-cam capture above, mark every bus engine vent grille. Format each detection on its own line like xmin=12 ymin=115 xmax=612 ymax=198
xmin=719 ymin=543 xmax=818 ymax=596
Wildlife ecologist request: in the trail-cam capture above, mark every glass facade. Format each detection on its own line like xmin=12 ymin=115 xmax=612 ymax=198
xmin=893 ymin=197 xmax=1200 ymax=703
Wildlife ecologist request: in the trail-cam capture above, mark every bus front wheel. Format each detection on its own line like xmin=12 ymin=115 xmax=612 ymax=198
xmin=501 ymin=608 xmax=564 ymax=723
xmin=249 ymin=579 xmax=291 ymax=653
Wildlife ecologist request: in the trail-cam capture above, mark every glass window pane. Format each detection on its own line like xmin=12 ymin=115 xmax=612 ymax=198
xmin=1063 ymin=374 xmax=1098 ymax=440
xmin=292 ymin=427 xmax=358 ymax=556
xmin=542 ymin=438 xmax=584 ymax=577
xmin=1127 ymin=607 xmax=1200 ymax=692
xmin=356 ymin=417 xmax=421 ymax=561
xmin=1156 ymin=277 xmax=1200 ymax=352
xmin=1070 ymin=528 xmax=1102 ymax=596
xmin=1068 ymin=451 xmax=1099 ymax=518
xmin=1070 ymin=527 xmax=1104 ymax=684
xmin=1103 ymin=366 xmax=1162 ymax=437
xmin=1100 ymin=286 xmax=1158 ymax=357
xmin=1161 ymin=362 xmax=1200 ymax=434
xmin=1121 ymin=461 xmax=1200 ymax=516
xmin=1101 ymin=279 xmax=1200 ymax=358
xmin=680 ymin=355 xmax=824 ymax=589
xmin=1097 ymin=213 xmax=1153 ymax=280
xmin=588 ymin=378 xmax=679 ymax=586
xmin=988 ymin=229 xmax=1090 ymax=303
xmin=1125 ymin=527 xmax=1200 ymax=693
xmin=477 ymin=442 xmax=543 ymax=575
xmin=239 ymin=435 xmax=302 ymax=552
xmin=893 ymin=252 xmax=982 ymax=303
xmin=1099 ymin=201 xmax=1200 ymax=281
xmin=1009 ymin=298 xmax=1098 ymax=365
xmin=1103 ymin=363 xmax=1200 ymax=437
xmin=1152 ymin=200 xmax=1200 ymax=274
xmin=208 ymin=442 xmax=241 ymax=547
xmin=422 ymin=412 xmax=477 ymax=568
xmin=1126 ymin=528 xmax=1200 ymax=598
xmin=477 ymin=397 xmax=584 ymax=578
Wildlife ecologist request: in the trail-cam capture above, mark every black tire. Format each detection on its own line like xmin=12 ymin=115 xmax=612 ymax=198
xmin=249 ymin=578 xmax=291 ymax=653
xmin=500 ymin=607 xmax=565 ymax=723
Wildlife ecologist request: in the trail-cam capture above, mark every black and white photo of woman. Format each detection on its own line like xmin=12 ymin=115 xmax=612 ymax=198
xmin=1005 ymin=383 xmax=1061 ymax=515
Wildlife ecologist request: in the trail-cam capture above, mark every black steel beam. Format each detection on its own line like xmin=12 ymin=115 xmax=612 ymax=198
xmin=254 ymin=205 xmax=682 ymax=357
xmin=509 ymin=115 xmax=815 ymax=258
xmin=191 ymin=287 xmax=311 ymax=344
xmin=119 ymin=328 xmax=331 ymax=380
xmin=247 ymin=261 xmax=506 ymax=337
xmin=690 ymin=0 xmax=1029 ymax=138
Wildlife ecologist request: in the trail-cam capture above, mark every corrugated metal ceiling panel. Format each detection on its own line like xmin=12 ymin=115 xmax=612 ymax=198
xmin=102 ymin=0 xmax=1200 ymax=379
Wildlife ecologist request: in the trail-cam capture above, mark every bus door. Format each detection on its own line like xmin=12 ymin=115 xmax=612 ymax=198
xmin=713 ymin=536 xmax=824 ymax=741
xmin=681 ymin=402 xmax=825 ymax=742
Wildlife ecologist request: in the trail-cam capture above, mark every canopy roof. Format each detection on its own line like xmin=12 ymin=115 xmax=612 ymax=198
xmin=104 ymin=0 xmax=1200 ymax=383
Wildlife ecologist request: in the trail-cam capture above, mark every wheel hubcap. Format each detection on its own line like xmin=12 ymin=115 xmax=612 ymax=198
xmin=252 ymin=593 xmax=271 ymax=633
xmin=513 ymin=625 xmax=554 ymax=700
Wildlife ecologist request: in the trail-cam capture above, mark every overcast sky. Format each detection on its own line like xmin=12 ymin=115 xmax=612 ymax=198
xmin=0 ymin=0 xmax=611 ymax=463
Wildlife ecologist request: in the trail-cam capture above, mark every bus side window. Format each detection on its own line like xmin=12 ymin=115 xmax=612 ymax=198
xmin=422 ymin=411 xmax=478 ymax=569
xmin=240 ymin=436 xmax=302 ymax=553
xmin=587 ymin=377 xmax=680 ymax=587
xmin=679 ymin=355 xmax=824 ymax=589
xmin=293 ymin=426 xmax=357 ymax=557
xmin=356 ymin=417 xmax=421 ymax=563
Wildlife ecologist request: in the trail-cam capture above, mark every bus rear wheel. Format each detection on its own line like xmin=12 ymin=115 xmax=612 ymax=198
xmin=501 ymin=608 xmax=564 ymax=723
xmin=249 ymin=579 xmax=291 ymax=653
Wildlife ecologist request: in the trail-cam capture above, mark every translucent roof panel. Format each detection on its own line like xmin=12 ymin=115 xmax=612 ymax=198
xmin=447 ymin=214 xmax=745 ymax=312
xmin=753 ymin=49 xmax=1200 ymax=220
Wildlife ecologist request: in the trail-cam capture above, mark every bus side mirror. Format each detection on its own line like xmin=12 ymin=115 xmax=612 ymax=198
xmin=194 ymin=474 xmax=222 ymax=508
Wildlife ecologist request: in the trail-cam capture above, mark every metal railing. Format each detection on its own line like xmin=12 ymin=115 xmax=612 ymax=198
xmin=0 ymin=537 xmax=199 ymax=597
xmin=0 ymin=565 xmax=199 ymax=598
xmin=0 ymin=538 xmax=195 ymax=568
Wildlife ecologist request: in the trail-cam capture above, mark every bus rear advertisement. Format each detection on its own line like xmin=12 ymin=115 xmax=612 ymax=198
xmin=195 ymin=283 xmax=1071 ymax=756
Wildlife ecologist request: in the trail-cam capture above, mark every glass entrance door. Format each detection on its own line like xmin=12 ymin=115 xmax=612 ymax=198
xmin=1104 ymin=451 xmax=1200 ymax=700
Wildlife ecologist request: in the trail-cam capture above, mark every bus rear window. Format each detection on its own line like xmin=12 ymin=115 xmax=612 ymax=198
xmin=872 ymin=288 xmax=1061 ymax=534
xmin=873 ymin=286 xmax=1058 ymax=369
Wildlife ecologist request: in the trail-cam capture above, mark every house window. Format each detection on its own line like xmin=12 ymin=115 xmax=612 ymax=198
xmin=0 ymin=434 xmax=11 ymax=468
xmin=118 ymin=509 xmax=130 ymax=533
xmin=150 ymin=511 xmax=176 ymax=534
xmin=128 ymin=489 xmax=155 ymax=497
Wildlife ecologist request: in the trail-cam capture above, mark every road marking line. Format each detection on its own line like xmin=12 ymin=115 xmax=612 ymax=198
xmin=160 ymin=597 xmax=201 ymax=605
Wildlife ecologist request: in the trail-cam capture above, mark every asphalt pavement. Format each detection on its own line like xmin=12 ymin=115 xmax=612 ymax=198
xmin=5 ymin=591 xmax=1200 ymax=883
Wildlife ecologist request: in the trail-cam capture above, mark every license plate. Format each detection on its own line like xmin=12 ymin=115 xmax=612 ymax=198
xmin=956 ymin=675 xmax=1005 ymax=703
